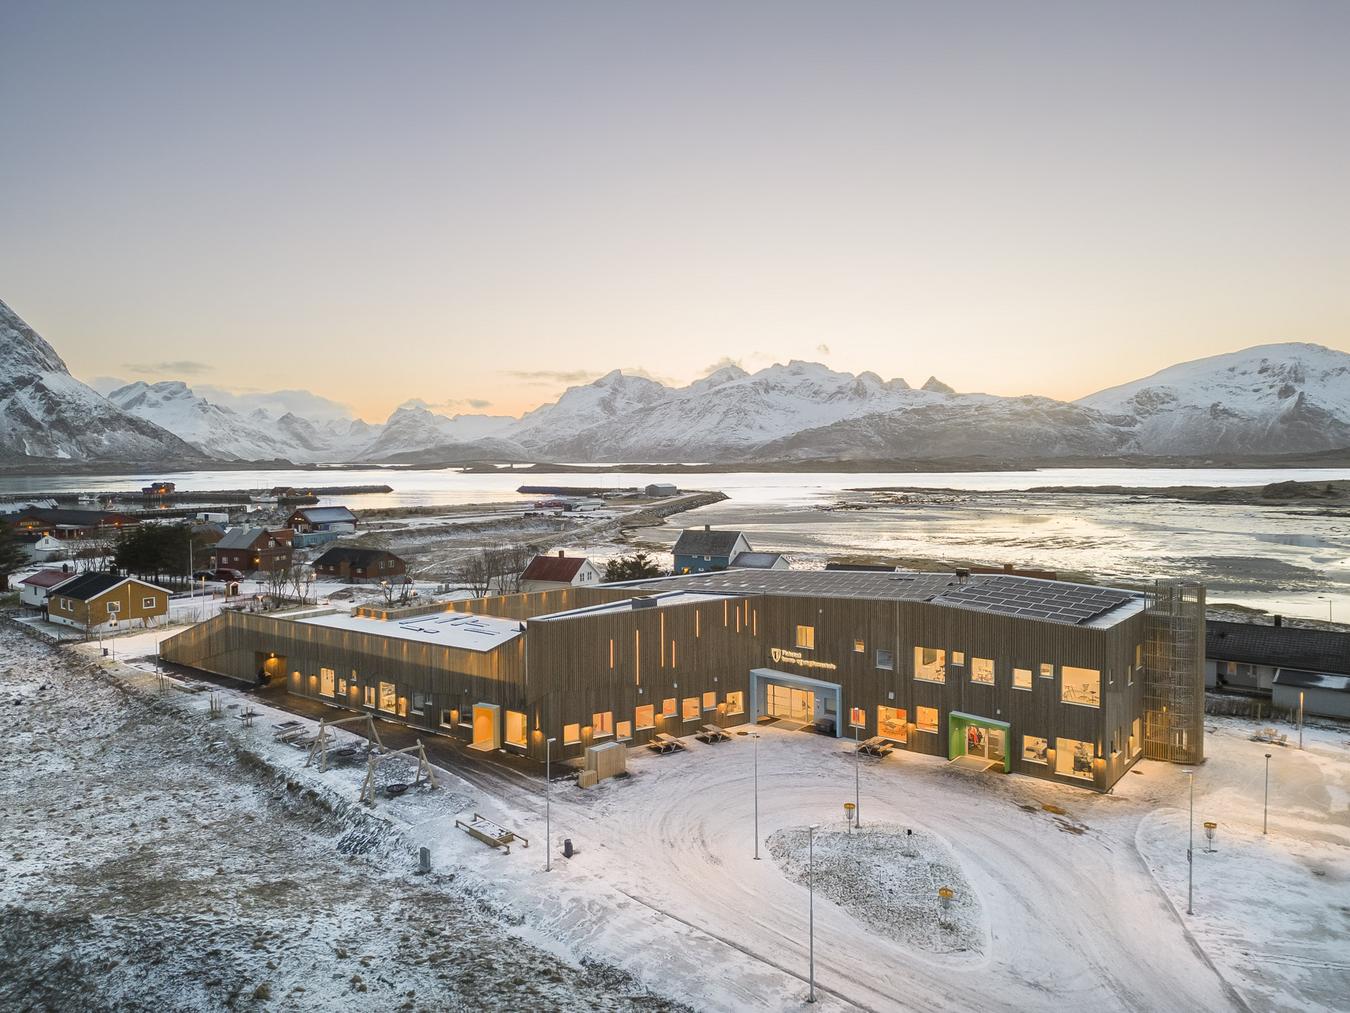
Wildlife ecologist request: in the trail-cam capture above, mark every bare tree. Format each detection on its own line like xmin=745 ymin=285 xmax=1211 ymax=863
xmin=457 ymin=552 xmax=491 ymax=597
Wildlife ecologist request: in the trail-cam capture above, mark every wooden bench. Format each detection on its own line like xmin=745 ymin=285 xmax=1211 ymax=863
xmin=454 ymin=812 xmax=529 ymax=854
xmin=647 ymin=733 xmax=686 ymax=753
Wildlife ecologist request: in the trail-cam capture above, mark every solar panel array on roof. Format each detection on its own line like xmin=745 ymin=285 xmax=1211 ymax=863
xmin=616 ymin=568 xmax=1144 ymax=627
xmin=931 ymin=574 xmax=1136 ymax=626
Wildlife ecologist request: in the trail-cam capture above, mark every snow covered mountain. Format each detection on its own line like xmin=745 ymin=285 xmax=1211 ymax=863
xmin=1078 ymin=343 xmax=1350 ymax=455
xmin=0 ymin=300 xmax=204 ymax=464
xmin=8 ymin=289 xmax=1347 ymax=467
xmin=360 ymin=404 xmax=523 ymax=461
xmin=107 ymin=381 xmax=300 ymax=461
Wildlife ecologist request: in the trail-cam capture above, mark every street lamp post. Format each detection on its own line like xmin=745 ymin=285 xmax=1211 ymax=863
xmin=1264 ymin=752 xmax=1272 ymax=834
xmin=1299 ymin=691 xmax=1305 ymax=750
xmin=751 ymin=731 xmax=761 ymax=860
xmin=1183 ymin=768 xmax=1195 ymax=915
xmin=1317 ymin=594 xmax=1334 ymax=630
xmin=807 ymin=823 xmax=819 ymax=1004
xmin=853 ymin=722 xmax=861 ymax=829
xmin=545 ymin=736 xmax=556 ymax=872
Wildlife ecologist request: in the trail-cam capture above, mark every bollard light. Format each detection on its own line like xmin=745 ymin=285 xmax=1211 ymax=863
xmin=938 ymin=886 xmax=954 ymax=913
xmin=1204 ymin=821 xmax=1217 ymax=853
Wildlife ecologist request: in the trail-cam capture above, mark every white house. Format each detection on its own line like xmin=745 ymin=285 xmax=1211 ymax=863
xmin=519 ymin=551 xmax=603 ymax=592
xmin=18 ymin=568 xmax=73 ymax=609
xmin=20 ymin=533 xmax=66 ymax=562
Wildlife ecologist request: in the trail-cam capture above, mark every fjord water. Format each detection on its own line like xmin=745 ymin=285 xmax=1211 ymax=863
xmin=3 ymin=466 xmax=1344 ymax=621
xmin=1 ymin=465 xmax=1347 ymax=508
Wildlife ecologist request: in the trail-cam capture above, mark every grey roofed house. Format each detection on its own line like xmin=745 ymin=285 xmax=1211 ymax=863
xmin=215 ymin=526 xmax=269 ymax=551
xmin=673 ymin=528 xmax=744 ymax=557
xmin=730 ymin=551 xmax=789 ymax=570
xmin=1206 ymin=620 xmax=1350 ymax=675
xmin=289 ymin=506 xmax=358 ymax=526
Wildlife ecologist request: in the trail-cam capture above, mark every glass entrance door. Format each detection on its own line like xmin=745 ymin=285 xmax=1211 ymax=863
xmin=965 ymin=724 xmax=1006 ymax=760
xmin=767 ymin=684 xmax=815 ymax=722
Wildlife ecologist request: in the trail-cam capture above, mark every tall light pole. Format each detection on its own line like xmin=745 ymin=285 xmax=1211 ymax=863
xmin=1263 ymin=753 xmax=1272 ymax=835
xmin=1183 ymin=768 xmax=1195 ymax=915
xmin=1298 ymin=691 xmax=1305 ymax=750
xmin=545 ymin=736 xmax=557 ymax=872
xmin=751 ymin=731 xmax=761 ymax=860
xmin=807 ymin=823 xmax=819 ymax=1004
xmin=1317 ymin=594 xmax=1333 ymax=629
xmin=853 ymin=722 xmax=861 ymax=828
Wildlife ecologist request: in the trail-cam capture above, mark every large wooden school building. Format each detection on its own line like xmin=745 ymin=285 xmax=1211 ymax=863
xmin=160 ymin=569 xmax=1205 ymax=792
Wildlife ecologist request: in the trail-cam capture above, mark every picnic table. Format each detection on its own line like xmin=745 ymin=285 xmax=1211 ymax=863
xmin=695 ymin=724 xmax=731 ymax=743
xmin=856 ymin=736 xmax=895 ymax=756
xmin=1250 ymin=727 xmax=1289 ymax=746
xmin=647 ymin=732 xmax=686 ymax=754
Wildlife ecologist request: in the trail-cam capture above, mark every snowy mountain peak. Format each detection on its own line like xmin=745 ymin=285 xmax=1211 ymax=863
xmin=0 ymin=299 xmax=204 ymax=463
xmin=921 ymin=376 xmax=955 ymax=394
xmin=1078 ymin=342 xmax=1350 ymax=454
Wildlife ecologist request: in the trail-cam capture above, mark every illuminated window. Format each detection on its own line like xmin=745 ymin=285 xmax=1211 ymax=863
xmin=142 ymin=596 xmax=156 ymax=609
xmin=378 ymin=681 xmax=397 ymax=712
xmin=1135 ymin=644 xmax=1144 ymax=667
xmin=914 ymin=647 xmax=946 ymax=683
xmin=1131 ymin=718 xmax=1142 ymax=755
xmin=661 ymin=697 xmax=677 ymax=718
xmin=1127 ymin=664 xmax=1134 ymax=686
xmin=1012 ymin=667 xmax=1032 ymax=690
xmin=877 ymin=706 xmax=907 ymax=742
xmin=725 ymin=691 xmax=744 ymax=714
xmin=795 ymin=625 xmax=815 ymax=650
xmin=616 ymin=720 xmax=632 ymax=741
xmin=440 ymin=709 xmax=456 ymax=728
xmin=1039 ymin=663 xmax=1054 ymax=679
xmin=702 ymin=691 xmax=716 ymax=710
xmin=1055 ymin=736 xmax=1094 ymax=779
xmin=337 ymin=677 xmax=347 ymax=696
xmin=319 ymin=667 xmax=335 ymax=697
xmin=593 ymin=711 xmax=613 ymax=737
xmin=853 ymin=639 xmax=865 ymax=653
xmin=1061 ymin=666 xmax=1101 ymax=708
xmin=970 ymin=658 xmax=994 ymax=684
xmin=1022 ymin=736 xmax=1049 ymax=764
xmin=364 ymin=685 xmax=376 ymax=708
xmin=848 ymin=707 xmax=865 ymax=728
xmin=635 ymin=704 xmax=655 ymax=730
xmin=609 ymin=639 xmax=614 ymax=669
xmin=682 ymin=696 xmax=700 ymax=721
xmin=876 ymin=649 xmax=895 ymax=671
xmin=951 ymin=651 xmax=965 ymax=666
xmin=563 ymin=723 xmax=581 ymax=745
xmin=505 ymin=712 xmax=528 ymax=747
xmin=916 ymin=706 xmax=939 ymax=733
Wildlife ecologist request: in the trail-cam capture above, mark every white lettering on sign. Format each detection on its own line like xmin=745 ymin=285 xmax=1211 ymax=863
xmin=769 ymin=647 xmax=838 ymax=671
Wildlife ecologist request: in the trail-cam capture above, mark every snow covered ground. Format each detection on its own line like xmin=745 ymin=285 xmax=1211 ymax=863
xmin=6 ymin=621 xmax=1348 ymax=1011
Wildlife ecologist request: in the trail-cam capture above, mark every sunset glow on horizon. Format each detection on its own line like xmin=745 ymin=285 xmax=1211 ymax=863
xmin=2 ymin=1 xmax=1347 ymax=422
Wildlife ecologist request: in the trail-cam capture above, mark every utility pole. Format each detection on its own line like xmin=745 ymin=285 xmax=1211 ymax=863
xmin=1299 ymin=691 xmax=1304 ymax=750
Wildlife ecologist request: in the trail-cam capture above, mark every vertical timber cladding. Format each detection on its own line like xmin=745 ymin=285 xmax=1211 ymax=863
xmin=161 ymin=609 xmax=528 ymax=730
xmin=526 ymin=596 xmax=761 ymax=760
xmin=754 ymin=593 xmax=1148 ymax=790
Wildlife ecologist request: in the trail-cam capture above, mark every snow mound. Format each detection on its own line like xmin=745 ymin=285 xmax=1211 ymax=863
xmin=767 ymin=822 xmax=985 ymax=956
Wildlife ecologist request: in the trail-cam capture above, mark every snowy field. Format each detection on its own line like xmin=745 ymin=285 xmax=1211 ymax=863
xmin=3 ymin=619 xmax=1348 ymax=1011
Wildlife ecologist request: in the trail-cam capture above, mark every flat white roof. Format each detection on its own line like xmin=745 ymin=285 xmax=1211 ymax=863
xmin=297 ymin=609 xmax=523 ymax=651
xmin=532 ymin=590 xmax=740 ymax=622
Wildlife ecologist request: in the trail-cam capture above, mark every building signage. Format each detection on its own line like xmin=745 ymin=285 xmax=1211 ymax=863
xmin=769 ymin=647 xmax=837 ymax=672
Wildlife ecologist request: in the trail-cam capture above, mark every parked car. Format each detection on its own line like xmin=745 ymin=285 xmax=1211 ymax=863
xmin=193 ymin=568 xmax=243 ymax=583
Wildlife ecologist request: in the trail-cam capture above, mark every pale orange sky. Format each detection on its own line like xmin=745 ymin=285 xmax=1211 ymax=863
xmin=2 ymin=2 xmax=1347 ymax=422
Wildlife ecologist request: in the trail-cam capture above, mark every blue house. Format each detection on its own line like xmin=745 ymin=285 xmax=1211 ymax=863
xmin=672 ymin=525 xmax=751 ymax=575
